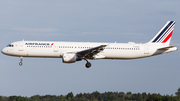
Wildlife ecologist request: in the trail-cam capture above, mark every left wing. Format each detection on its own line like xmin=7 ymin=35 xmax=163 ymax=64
xmin=77 ymin=45 xmax=107 ymax=59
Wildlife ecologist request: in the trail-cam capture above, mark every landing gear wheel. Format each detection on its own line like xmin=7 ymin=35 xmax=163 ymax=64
xmin=19 ymin=57 xmax=23 ymax=66
xmin=19 ymin=62 xmax=23 ymax=66
xmin=85 ymin=62 xmax=91 ymax=68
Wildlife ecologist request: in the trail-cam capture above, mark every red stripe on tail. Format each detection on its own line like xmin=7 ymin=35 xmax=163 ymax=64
xmin=162 ymin=30 xmax=173 ymax=43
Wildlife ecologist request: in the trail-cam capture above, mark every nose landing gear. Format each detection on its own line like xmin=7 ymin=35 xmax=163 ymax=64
xmin=19 ymin=57 xmax=23 ymax=66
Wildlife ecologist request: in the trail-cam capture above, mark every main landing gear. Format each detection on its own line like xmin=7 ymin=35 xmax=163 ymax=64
xmin=85 ymin=59 xmax=91 ymax=68
xmin=19 ymin=57 xmax=23 ymax=66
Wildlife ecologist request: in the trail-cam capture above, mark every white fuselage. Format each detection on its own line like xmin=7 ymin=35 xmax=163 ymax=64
xmin=1 ymin=21 xmax=178 ymax=68
xmin=1 ymin=41 xmax=176 ymax=59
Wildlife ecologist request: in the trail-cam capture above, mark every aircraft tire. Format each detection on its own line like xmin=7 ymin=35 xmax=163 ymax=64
xmin=85 ymin=62 xmax=91 ymax=68
xmin=19 ymin=62 xmax=22 ymax=66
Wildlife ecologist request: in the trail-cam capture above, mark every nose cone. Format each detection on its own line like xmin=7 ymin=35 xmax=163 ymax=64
xmin=1 ymin=48 xmax=5 ymax=54
xmin=1 ymin=48 xmax=7 ymax=55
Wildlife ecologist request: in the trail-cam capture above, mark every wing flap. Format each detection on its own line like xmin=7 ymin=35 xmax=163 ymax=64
xmin=77 ymin=45 xmax=107 ymax=59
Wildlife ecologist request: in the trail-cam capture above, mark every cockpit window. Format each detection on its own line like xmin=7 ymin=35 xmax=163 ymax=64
xmin=7 ymin=44 xmax=14 ymax=47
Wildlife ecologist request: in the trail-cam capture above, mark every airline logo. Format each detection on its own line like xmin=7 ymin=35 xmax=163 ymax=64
xmin=152 ymin=21 xmax=175 ymax=43
xmin=25 ymin=43 xmax=54 ymax=46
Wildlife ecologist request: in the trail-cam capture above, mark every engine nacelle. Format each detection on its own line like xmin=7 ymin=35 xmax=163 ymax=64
xmin=62 ymin=53 xmax=77 ymax=63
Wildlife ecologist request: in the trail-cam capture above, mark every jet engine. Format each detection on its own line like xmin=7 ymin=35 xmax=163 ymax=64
xmin=62 ymin=53 xmax=77 ymax=63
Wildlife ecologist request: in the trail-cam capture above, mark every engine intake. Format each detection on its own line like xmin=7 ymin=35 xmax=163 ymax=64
xmin=62 ymin=53 xmax=77 ymax=63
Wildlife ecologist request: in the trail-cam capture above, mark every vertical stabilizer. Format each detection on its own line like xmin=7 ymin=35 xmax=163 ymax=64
xmin=148 ymin=21 xmax=175 ymax=46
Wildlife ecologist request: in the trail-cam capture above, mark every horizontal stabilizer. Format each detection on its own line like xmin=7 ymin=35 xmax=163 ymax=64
xmin=157 ymin=46 xmax=178 ymax=54
xmin=158 ymin=46 xmax=177 ymax=50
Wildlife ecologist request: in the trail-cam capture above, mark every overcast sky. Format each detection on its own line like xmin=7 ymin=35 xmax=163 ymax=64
xmin=0 ymin=0 xmax=180 ymax=97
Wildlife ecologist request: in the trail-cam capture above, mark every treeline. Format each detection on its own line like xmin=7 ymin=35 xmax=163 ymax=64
xmin=0 ymin=88 xmax=180 ymax=101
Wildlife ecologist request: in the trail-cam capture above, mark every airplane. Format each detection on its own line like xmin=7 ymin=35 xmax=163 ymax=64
xmin=1 ymin=21 xmax=178 ymax=68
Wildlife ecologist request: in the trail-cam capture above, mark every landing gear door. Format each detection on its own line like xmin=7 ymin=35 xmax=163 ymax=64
xmin=144 ymin=45 xmax=149 ymax=54
xmin=18 ymin=42 xmax=23 ymax=51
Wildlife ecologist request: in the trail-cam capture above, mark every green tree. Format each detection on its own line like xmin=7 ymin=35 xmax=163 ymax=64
xmin=126 ymin=92 xmax=132 ymax=95
xmin=66 ymin=92 xmax=74 ymax=99
xmin=176 ymin=87 xmax=180 ymax=97
xmin=142 ymin=92 xmax=148 ymax=99
xmin=83 ymin=93 xmax=91 ymax=99
xmin=146 ymin=94 xmax=162 ymax=101
xmin=30 ymin=95 xmax=40 ymax=101
xmin=75 ymin=93 xmax=83 ymax=99
xmin=106 ymin=92 xmax=117 ymax=101
xmin=125 ymin=92 xmax=132 ymax=100
xmin=91 ymin=91 xmax=100 ymax=100
xmin=9 ymin=95 xmax=18 ymax=101
xmin=137 ymin=93 xmax=143 ymax=101
xmin=0 ymin=96 xmax=2 ymax=101
xmin=118 ymin=92 xmax=125 ymax=101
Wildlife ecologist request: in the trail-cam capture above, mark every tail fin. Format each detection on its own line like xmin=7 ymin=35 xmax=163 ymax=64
xmin=148 ymin=21 xmax=175 ymax=46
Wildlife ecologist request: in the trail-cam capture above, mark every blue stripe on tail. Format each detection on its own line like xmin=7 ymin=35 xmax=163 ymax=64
xmin=152 ymin=21 xmax=174 ymax=43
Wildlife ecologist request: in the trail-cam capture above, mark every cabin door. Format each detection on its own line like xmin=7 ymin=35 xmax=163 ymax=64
xmin=144 ymin=45 xmax=149 ymax=54
xmin=18 ymin=42 xmax=23 ymax=51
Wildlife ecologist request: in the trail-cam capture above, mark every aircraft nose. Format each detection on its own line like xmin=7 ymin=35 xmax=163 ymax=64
xmin=1 ymin=48 xmax=7 ymax=54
